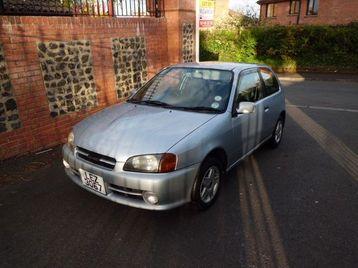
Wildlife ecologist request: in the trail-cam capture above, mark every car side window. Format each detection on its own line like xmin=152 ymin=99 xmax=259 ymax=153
xmin=236 ymin=71 xmax=264 ymax=104
xmin=259 ymin=68 xmax=279 ymax=96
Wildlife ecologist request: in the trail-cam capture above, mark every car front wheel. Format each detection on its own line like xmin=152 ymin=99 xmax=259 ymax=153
xmin=192 ymin=157 xmax=222 ymax=210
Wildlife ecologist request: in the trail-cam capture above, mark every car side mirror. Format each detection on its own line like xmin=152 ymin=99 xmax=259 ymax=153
xmin=236 ymin=102 xmax=255 ymax=115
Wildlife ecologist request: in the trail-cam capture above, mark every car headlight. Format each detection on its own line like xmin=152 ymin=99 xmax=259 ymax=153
xmin=67 ymin=131 xmax=75 ymax=151
xmin=123 ymin=153 xmax=177 ymax=173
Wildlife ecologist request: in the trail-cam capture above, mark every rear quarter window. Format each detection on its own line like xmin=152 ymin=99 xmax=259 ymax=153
xmin=260 ymin=68 xmax=280 ymax=96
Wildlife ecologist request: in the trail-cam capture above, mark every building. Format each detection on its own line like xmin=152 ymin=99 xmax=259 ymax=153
xmin=258 ymin=0 xmax=358 ymax=25
xmin=0 ymin=0 xmax=196 ymax=159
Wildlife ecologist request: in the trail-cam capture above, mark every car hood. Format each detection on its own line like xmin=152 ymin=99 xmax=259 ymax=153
xmin=74 ymin=103 xmax=216 ymax=162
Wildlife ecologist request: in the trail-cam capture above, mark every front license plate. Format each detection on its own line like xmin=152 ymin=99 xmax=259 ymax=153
xmin=79 ymin=169 xmax=106 ymax=195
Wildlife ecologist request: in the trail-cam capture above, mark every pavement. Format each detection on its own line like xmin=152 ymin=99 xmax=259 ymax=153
xmin=0 ymin=75 xmax=357 ymax=267
xmin=278 ymin=72 xmax=358 ymax=83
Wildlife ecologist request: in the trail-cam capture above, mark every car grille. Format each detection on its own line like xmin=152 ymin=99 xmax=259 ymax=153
xmin=76 ymin=147 xmax=116 ymax=170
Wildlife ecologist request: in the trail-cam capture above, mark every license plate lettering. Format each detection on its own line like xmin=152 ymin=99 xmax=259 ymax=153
xmin=79 ymin=169 xmax=106 ymax=195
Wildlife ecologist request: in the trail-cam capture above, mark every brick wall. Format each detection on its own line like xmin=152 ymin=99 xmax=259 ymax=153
xmin=260 ymin=0 xmax=358 ymax=25
xmin=0 ymin=3 xmax=195 ymax=159
xmin=165 ymin=0 xmax=196 ymax=64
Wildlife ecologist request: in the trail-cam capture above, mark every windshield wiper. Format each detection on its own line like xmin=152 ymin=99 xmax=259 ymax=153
xmin=177 ymin=106 xmax=221 ymax=113
xmin=141 ymin=100 xmax=172 ymax=107
xmin=127 ymin=100 xmax=220 ymax=113
xmin=127 ymin=99 xmax=172 ymax=107
xmin=127 ymin=99 xmax=141 ymax=104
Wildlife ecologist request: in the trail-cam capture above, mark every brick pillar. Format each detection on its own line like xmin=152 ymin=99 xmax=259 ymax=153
xmin=164 ymin=0 xmax=196 ymax=65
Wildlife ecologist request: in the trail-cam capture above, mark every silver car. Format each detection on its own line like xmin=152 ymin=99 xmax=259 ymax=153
xmin=63 ymin=62 xmax=285 ymax=210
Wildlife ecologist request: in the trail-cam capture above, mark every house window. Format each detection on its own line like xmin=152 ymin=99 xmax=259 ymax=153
xmin=307 ymin=0 xmax=319 ymax=15
xmin=290 ymin=0 xmax=300 ymax=14
xmin=266 ymin=3 xmax=276 ymax=18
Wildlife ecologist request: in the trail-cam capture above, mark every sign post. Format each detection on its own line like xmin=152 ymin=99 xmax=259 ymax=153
xmin=197 ymin=0 xmax=216 ymax=62
xmin=196 ymin=0 xmax=200 ymax=62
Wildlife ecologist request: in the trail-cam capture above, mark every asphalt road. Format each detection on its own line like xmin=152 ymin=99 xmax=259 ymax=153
xmin=0 ymin=78 xmax=357 ymax=267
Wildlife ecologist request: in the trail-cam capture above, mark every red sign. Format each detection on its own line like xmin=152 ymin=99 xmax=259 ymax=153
xmin=199 ymin=20 xmax=214 ymax=28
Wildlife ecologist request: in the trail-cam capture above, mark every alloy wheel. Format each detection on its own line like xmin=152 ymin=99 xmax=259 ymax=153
xmin=275 ymin=120 xmax=283 ymax=143
xmin=199 ymin=166 xmax=220 ymax=203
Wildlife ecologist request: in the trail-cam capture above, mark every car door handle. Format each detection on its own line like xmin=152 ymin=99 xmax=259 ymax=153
xmin=264 ymin=106 xmax=270 ymax=112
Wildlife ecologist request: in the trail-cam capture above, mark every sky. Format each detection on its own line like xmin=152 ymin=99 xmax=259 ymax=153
xmin=229 ymin=0 xmax=260 ymax=14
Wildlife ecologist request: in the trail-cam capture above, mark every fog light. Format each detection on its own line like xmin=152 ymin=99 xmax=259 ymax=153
xmin=143 ymin=192 xmax=159 ymax=205
xmin=63 ymin=159 xmax=70 ymax=169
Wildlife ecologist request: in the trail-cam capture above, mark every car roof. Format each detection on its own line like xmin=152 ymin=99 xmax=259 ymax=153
xmin=172 ymin=61 xmax=268 ymax=72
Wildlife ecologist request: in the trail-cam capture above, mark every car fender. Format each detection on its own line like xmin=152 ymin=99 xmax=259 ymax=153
xmin=168 ymin=112 xmax=234 ymax=170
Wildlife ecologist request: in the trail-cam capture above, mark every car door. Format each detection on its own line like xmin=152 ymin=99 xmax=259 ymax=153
xmin=231 ymin=69 xmax=266 ymax=160
xmin=258 ymin=67 xmax=281 ymax=139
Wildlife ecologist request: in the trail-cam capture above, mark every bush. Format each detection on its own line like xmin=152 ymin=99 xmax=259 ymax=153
xmin=199 ymin=30 xmax=218 ymax=61
xmin=200 ymin=24 xmax=358 ymax=71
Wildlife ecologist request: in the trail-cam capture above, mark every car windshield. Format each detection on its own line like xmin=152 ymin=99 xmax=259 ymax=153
xmin=127 ymin=67 xmax=233 ymax=113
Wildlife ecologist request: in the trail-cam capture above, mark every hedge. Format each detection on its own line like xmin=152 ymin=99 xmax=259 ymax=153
xmin=200 ymin=23 xmax=358 ymax=72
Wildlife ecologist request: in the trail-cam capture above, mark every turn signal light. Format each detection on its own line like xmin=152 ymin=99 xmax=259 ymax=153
xmin=159 ymin=153 xmax=177 ymax=173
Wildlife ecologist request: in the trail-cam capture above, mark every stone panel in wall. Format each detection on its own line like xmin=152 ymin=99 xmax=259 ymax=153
xmin=38 ymin=40 xmax=97 ymax=117
xmin=182 ymin=23 xmax=195 ymax=63
xmin=112 ymin=36 xmax=148 ymax=99
xmin=0 ymin=44 xmax=21 ymax=133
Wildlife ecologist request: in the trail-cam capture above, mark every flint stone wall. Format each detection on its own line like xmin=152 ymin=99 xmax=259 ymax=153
xmin=112 ymin=36 xmax=148 ymax=99
xmin=37 ymin=40 xmax=98 ymax=117
xmin=182 ymin=23 xmax=195 ymax=63
xmin=0 ymin=44 xmax=21 ymax=133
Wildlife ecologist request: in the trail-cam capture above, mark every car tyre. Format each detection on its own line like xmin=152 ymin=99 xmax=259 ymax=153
xmin=191 ymin=157 xmax=222 ymax=210
xmin=269 ymin=116 xmax=284 ymax=148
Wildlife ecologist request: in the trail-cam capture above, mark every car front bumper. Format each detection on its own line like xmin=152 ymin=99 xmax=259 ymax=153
xmin=62 ymin=144 xmax=200 ymax=210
